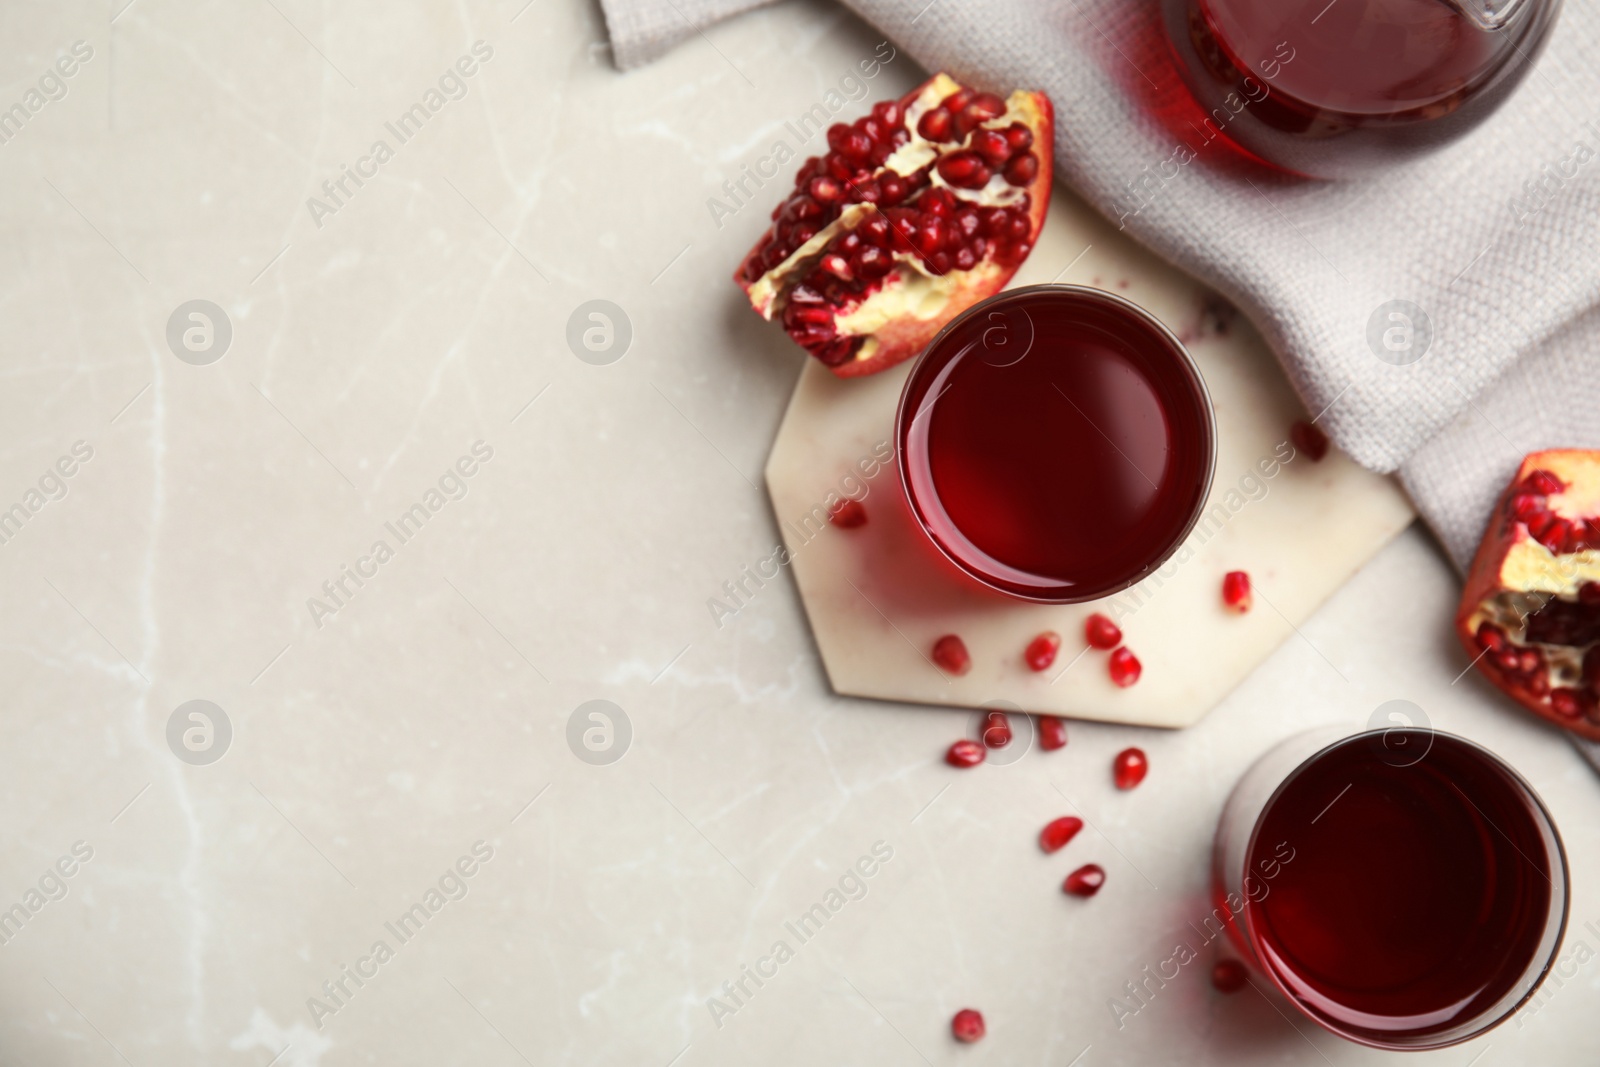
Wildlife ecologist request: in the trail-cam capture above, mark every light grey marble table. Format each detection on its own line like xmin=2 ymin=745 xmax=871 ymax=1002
xmin=0 ymin=1 xmax=1593 ymax=1064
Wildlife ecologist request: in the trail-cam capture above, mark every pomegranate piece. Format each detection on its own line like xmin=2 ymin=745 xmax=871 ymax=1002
xmin=735 ymin=73 xmax=1054 ymax=377
xmin=1458 ymin=451 xmax=1600 ymax=739
xmin=1113 ymin=747 xmax=1148 ymax=789
xmin=980 ymin=710 xmax=1012 ymax=748
xmin=1290 ymin=420 xmax=1329 ymax=462
xmin=1063 ymin=863 xmax=1105 ymax=897
xmin=1211 ymin=959 xmax=1248 ymax=993
xmin=950 ymin=1008 xmax=985 ymax=1043
xmin=1039 ymin=815 xmax=1084 ymax=853
xmin=1108 ymin=647 xmax=1142 ymax=687
xmin=1222 ymin=570 xmax=1252 ymax=613
xmin=828 ymin=498 xmax=867 ymax=528
xmin=931 ymin=634 xmax=971 ymax=676
xmin=1037 ymin=714 xmax=1069 ymax=750
xmin=946 ymin=739 xmax=986 ymax=767
xmin=1025 ymin=631 xmax=1061 ymax=671
xmin=1085 ymin=613 xmax=1122 ymax=650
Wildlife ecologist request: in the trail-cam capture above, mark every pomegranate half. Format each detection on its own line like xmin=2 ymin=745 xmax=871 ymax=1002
xmin=735 ymin=73 xmax=1054 ymax=377
xmin=1457 ymin=450 xmax=1600 ymax=738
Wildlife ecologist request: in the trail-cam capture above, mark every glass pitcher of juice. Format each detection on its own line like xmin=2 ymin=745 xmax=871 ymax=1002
xmin=1162 ymin=0 xmax=1564 ymax=177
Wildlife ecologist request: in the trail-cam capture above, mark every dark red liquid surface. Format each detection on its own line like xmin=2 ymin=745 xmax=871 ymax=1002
xmin=1249 ymin=731 xmax=1559 ymax=1044
xmin=898 ymin=288 xmax=1212 ymax=601
xmin=1163 ymin=0 xmax=1560 ymax=176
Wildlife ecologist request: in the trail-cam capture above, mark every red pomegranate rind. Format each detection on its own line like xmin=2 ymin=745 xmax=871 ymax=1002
xmin=1457 ymin=450 xmax=1600 ymax=740
xmin=735 ymin=73 xmax=1054 ymax=377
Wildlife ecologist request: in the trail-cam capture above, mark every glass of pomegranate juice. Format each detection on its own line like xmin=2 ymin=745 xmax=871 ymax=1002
xmin=896 ymin=285 xmax=1215 ymax=603
xmin=1214 ymin=727 xmax=1568 ymax=1049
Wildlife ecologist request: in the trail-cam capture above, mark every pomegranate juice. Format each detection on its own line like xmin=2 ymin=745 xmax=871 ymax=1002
xmin=898 ymin=286 xmax=1213 ymax=602
xmin=1247 ymin=731 xmax=1562 ymax=1045
xmin=1164 ymin=0 xmax=1562 ymax=176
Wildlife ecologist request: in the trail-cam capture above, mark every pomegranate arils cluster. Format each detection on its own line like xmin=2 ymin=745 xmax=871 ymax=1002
xmin=736 ymin=74 xmax=1053 ymax=376
xmin=1458 ymin=451 xmax=1600 ymax=737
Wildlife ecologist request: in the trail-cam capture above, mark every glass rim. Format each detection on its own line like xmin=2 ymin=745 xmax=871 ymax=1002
xmin=1237 ymin=727 xmax=1570 ymax=1052
xmin=892 ymin=283 xmax=1219 ymax=605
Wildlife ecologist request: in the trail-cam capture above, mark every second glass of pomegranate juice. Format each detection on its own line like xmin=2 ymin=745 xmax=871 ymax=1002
xmin=896 ymin=285 xmax=1215 ymax=602
xmin=1215 ymin=727 xmax=1567 ymax=1049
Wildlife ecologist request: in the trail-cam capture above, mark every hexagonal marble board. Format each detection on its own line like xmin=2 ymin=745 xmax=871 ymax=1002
xmin=764 ymin=183 xmax=1416 ymax=729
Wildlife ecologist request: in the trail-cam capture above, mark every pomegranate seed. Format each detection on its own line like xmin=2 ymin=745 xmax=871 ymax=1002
xmin=853 ymin=246 xmax=893 ymax=278
xmin=936 ymin=151 xmax=991 ymax=189
xmin=1526 ymin=469 xmax=1566 ymax=495
xmin=917 ymin=106 xmax=954 ymax=142
xmin=1290 ymin=420 xmax=1329 ymax=462
xmin=871 ymin=99 xmax=901 ymax=128
xmin=828 ymin=498 xmax=867 ymax=528
xmin=1584 ymin=646 xmax=1600 ymax=687
xmin=1108 ymin=647 xmax=1142 ymax=687
xmin=941 ymin=88 xmax=975 ymax=113
xmin=1085 ymin=613 xmax=1122 ymax=650
xmin=1063 ymin=863 xmax=1105 ymax=897
xmin=1519 ymin=648 xmax=1542 ymax=675
xmin=1528 ymin=671 xmax=1551 ymax=697
xmin=1551 ymin=688 xmax=1583 ymax=719
xmin=970 ymin=128 xmax=1011 ymax=167
xmin=1539 ymin=518 xmax=1573 ymax=553
xmin=932 ymin=634 xmax=971 ymax=676
xmin=950 ymin=1008 xmax=985 ymax=1043
xmin=1037 ymin=714 xmax=1068 ymax=750
xmin=1003 ymin=122 xmax=1033 ymax=152
xmin=981 ymin=710 xmax=1012 ymax=748
xmin=946 ymin=739 xmax=985 ymax=768
xmin=1113 ymin=747 xmax=1148 ymax=789
xmin=1510 ymin=492 xmax=1545 ymax=522
xmin=1493 ymin=648 xmax=1521 ymax=673
xmin=1476 ymin=622 xmax=1507 ymax=652
xmin=808 ymin=176 xmax=843 ymax=204
xmin=1222 ymin=570 xmax=1252 ymax=613
xmin=1025 ymin=631 xmax=1061 ymax=671
xmin=1039 ymin=816 xmax=1084 ymax=853
xmin=1211 ymin=960 xmax=1248 ymax=993
xmin=1002 ymin=152 xmax=1038 ymax=186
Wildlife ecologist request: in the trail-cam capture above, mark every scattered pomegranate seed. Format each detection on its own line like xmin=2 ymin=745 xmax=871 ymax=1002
xmin=1025 ymin=631 xmax=1061 ymax=671
xmin=1085 ymin=613 xmax=1122 ymax=650
xmin=932 ymin=634 xmax=971 ymax=676
xmin=1063 ymin=863 xmax=1105 ymax=897
xmin=1039 ymin=816 xmax=1084 ymax=853
xmin=950 ymin=1008 xmax=985 ymax=1043
xmin=981 ymin=710 xmax=1012 ymax=748
xmin=1113 ymin=747 xmax=1148 ymax=789
xmin=1211 ymin=959 xmax=1248 ymax=993
xmin=1290 ymin=420 xmax=1329 ymax=462
xmin=1108 ymin=647 xmax=1142 ymax=687
xmin=1222 ymin=570 xmax=1252 ymax=613
xmin=946 ymin=739 xmax=985 ymax=768
xmin=1037 ymin=714 xmax=1068 ymax=750
xmin=828 ymin=498 xmax=867 ymax=528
